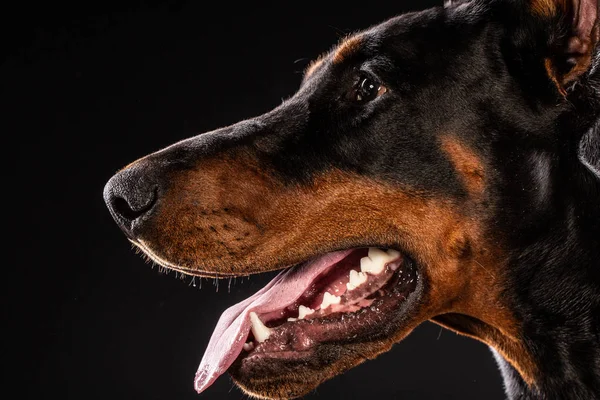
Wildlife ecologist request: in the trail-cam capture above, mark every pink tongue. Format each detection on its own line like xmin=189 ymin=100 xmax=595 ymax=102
xmin=194 ymin=249 xmax=353 ymax=394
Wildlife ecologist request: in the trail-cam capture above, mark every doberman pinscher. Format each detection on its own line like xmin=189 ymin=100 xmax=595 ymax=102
xmin=103 ymin=0 xmax=600 ymax=398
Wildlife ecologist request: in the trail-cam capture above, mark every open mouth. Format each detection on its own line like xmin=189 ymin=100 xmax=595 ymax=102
xmin=194 ymin=247 xmax=420 ymax=394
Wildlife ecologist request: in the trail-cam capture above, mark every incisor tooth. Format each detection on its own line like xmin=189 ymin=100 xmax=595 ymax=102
xmin=347 ymin=269 xmax=368 ymax=290
xmin=320 ymin=292 xmax=341 ymax=309
xmin=298 ymin=305 xmax=315 ymax=320
xmin=243 ymin=342 xmax=254 ymax=351
xmin=249 ymin=312 xmax=272 ymax=343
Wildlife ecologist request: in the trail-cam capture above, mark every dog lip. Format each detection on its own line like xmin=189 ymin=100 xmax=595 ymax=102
xmin=131 ymin=238 xmax=270 ymax=278
xmin=228 ymin=259 xmax=422 ymax=397
xmin=193 ymin=249 xmax=356 ymax=394
xmin=194 ymin=247 xmax=418 ymax=395
xmin=237 ymin=257 xmax=417 ymax=355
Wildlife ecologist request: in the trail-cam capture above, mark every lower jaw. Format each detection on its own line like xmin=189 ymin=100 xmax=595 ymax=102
xmin=234 ymin=253 xmax=420 ymax=366
xmin=227 ymin=258 xmax=423 ymax=400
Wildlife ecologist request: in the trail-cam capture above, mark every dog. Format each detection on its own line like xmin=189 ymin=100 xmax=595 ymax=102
xmin=103 ymin=0 xmax=600 ymax=398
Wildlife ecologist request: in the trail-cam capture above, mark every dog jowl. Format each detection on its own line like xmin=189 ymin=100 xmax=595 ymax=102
xmin=104 ymin=0 xmax=600 ymax=398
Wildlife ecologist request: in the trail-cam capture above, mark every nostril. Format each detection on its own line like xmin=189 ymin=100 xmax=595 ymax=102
xmin=111 ymin=187 xmax=158 ymax=222
xmin=112 ymin=196 xmax=143 ymax=221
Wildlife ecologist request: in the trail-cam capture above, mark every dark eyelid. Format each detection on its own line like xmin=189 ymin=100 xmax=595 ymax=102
xmin=357 ymin=68 xmax=379 ymax=82
xmin=355 ymin=69 xmax=386 ymax=94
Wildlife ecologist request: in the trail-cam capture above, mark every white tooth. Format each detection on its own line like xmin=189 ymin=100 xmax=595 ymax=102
xmin=287 ymin=317 xmax=297 ymax=322
xmin=360 ymin=256 xmax=377 ymax=274
xmin=249 ymin=312 xmax=272 ymax=343
xmin=320 ymin=292 xmax=341 ymax=309
xmin=386 ymin=249 xmax=401 ymax=259
xmin=368 ymin=247 xmax=389 ymax=259
xmin=298 ymin=305 xmax=315 ymax=320
xmin=362 ymin=248 xmax=389 ymax=274
xmin=368 ymin=248 xmax=390 ymax=268
xmin=243 ymin=342 xmax=254 ymax=351
xmin=346 ymin=270 xmax=368 ymax=291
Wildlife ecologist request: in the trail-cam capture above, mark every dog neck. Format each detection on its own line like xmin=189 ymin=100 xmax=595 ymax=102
xmin=498 ymin=125 xmax=600 ymax=399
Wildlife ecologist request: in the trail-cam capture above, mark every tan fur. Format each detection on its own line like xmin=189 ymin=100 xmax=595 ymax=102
xmin=333 ymin=35 xmax=362 ymax=64
xmin=530 ymin=0 xmax=567 ymax=17
xmin=544 ymin=58 xmax=569 ymax=96
xmin=304 ymin=55 xmax=325 ymax=79
xmin=440 ymin=136 xmax=486 ymax=196
xmin=132 ymin=147 xmax=537 ymax=393
xmin=533 ymin=1 xmax=599 ymax=92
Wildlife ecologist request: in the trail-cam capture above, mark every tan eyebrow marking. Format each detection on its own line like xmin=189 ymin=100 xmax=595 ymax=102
xmin=303 ymin=55 xmax=325 ymax=79
xmin=333 ymin=35 xmax=362 ymax=64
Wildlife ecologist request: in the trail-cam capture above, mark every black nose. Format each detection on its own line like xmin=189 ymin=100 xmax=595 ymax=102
xmin=103 ymin=166 xmax=159 ymax=237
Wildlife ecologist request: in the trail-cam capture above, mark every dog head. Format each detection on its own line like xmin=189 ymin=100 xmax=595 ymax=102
xmin=104 ymin=0 xmax=599 ymax=398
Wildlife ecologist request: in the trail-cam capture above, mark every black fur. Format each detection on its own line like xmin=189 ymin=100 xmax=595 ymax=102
xmin=104 ymin=0 xmax=600 ymax=398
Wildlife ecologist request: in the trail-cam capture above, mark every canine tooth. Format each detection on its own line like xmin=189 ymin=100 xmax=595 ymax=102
xmin=346 ymin=270 xmax=368 ymax=290
xmin=320 ymin=292 xmax=341 ymax=309
xmin=243 ymin=342 xmax=254 ymax=351
xmin=298 ymin=305 xmax=315 ymax=320
xmin=249 ymin=312 xmax=272 ymax=343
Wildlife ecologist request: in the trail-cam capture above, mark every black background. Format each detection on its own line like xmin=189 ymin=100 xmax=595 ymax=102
xmin=5 ymin=0 xmax=506 ymax=398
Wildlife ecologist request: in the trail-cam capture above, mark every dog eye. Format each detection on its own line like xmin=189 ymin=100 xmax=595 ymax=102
xmin=353 ymin=76 xmax=386 ymax=103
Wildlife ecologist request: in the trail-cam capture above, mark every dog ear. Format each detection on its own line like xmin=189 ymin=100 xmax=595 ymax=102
xmin=528 ymin=0 xmax=599 ymax=95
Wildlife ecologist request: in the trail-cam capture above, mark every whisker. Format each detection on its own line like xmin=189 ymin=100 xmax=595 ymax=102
xmin=475 ymin=259 xmax=495 ymax=279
